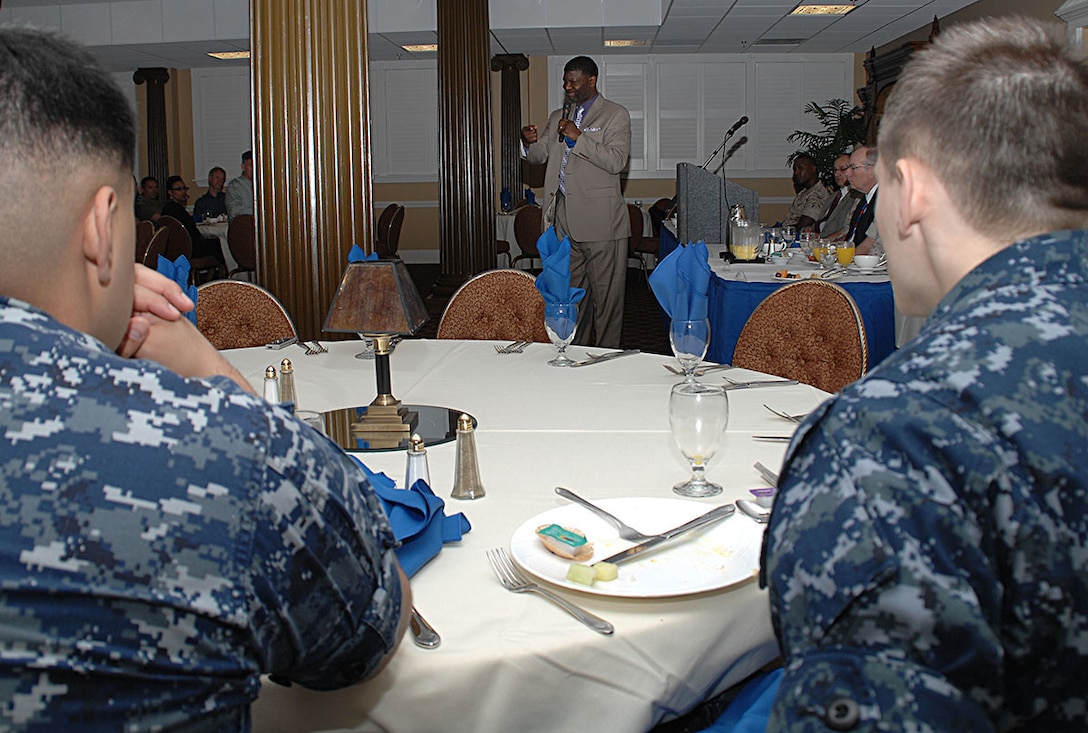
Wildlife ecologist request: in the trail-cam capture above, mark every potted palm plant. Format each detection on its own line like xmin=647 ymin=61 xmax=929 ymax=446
xmin=787 ymin=99 xmax=866 ymax=187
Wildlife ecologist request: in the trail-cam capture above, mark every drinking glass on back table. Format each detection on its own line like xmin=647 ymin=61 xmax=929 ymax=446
xmin=545 ymin=302 xmax=578 ymax=367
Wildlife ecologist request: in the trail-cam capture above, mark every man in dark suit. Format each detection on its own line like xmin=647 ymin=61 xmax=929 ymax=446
xmin=521 ymin=56 xmax=631 ymax=348
xmin=843 ymin=144 xmax=881 ymax=255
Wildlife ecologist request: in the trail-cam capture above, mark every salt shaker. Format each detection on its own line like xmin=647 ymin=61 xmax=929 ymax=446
xmin=451 ymin=414 xmax=485 ymax=500
xmin=279 ymin=358 xmax=297 ymax=409
xmin=405 ymin=433 xmax=431 ymax=491
xmin=262 ymin=366 xmax=280 ymax=403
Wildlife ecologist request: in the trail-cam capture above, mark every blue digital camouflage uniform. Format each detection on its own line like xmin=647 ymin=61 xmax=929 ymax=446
xmin=762 ymin=230 xmax=1088 ymax=731
xmin=0 ymin=298 xmax=403 ymax=732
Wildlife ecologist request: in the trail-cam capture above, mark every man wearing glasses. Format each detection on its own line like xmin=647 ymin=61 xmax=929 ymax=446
xmin=840 ymin=145 xmax=881 ymax=254
xmin=816 ymin=153 xmax=862 ymax=238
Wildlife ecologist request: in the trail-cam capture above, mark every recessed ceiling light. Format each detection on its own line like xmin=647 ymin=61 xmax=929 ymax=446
xmin=206 ymin=50 xmax=250 ymax=60
xmin=790 ymin=4 xmax=855 ymax=15
xmin=402 ymin=44 xmax=437 ymax=52
xmin=605 ymin=39 xmax=651 ymax=48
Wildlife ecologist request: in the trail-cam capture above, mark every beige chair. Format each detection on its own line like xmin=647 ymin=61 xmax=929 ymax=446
xmin=510 ymin=204 xmax=543 ymax=271
xmin=436 ymin=269 xmax=550 ymax=343
xmin=195 ymin=280 xmax=297 ymax=350
xmin=732 ymin=279 xmax=868 ymax=393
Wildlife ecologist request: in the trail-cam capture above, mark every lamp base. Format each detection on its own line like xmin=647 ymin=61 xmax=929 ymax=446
xmin=349 ymin=401 xmax=420 ymax=449
xmin=321 ymin=405 xmax=474 ymax=452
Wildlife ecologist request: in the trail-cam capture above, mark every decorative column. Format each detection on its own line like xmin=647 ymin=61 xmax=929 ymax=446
xmin=132 ymin=67 xmax=170 ymax=186
xmin=435 ymin=0 xmax=495 ymax=295
xmin=491 ymin=54 xmax=529 ymax=210
xmin=250 ymin=0 xmax=373 ymax=342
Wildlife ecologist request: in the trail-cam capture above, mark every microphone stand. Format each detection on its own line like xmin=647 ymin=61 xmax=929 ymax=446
xmin=701 ymin=126 xmax=742 ymax=170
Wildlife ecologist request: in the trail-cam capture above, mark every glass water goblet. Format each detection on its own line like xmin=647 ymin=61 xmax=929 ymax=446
xmin=544 ymin=302 xmax=578 ymax=367
xmin=670 ymin=319 xmax=710 ymax=382
xmin=668 ymin=382 xmax=729 ymax=498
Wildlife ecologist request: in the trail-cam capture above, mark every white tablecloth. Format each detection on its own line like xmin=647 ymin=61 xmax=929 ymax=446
xmin=225 ymin=340 xmax=829 ymax=733
xmin=196 ymin=220 xmax=239 ymax=273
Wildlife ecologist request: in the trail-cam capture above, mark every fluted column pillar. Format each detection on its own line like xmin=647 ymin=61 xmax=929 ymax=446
xmin=436 ymin=0 xmax=495 ymax=294
xmin=250 ymin=0 xmax=373 ymax=341
xmin=491 ymin=54 xmax=529 ymax=210
xmin=133 ymin=67 xmax=170 ymax=186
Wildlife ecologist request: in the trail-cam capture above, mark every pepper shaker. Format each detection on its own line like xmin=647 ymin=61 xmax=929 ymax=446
xmin=279 ymin=358 xmax=297 ymax=409
xmin=451 ymin=414 xmax=485 ymax=500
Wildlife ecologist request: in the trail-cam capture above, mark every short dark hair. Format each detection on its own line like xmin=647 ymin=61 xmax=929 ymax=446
xmin=0 ymin=28 xmax=134 ymax=173
xmin=879 ymin=17 xmax=1088 ymax=238
xmin=241 ymin=150 xmax=253 ymax=162
xmin=208 ymin=166 xmax=226 ymax=178
xmin=793 ymin=154 xmax=816 ymax=168
xmin=164 ymin=175 xmax=185 ymax=191
xmin=140 ymin=176 xmax=159 ymax=187
xmin=564 ymin=56 xmax=598 ymax=79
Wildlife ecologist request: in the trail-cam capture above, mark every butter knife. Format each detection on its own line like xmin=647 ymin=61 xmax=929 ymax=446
xmin=596 ymin=504 xmax=736 ymax=566
xmin=570 ymin=349 xmax=640 ymax=368
xmin=754 ymin=461 xmax=780 ymax=488
xmin=723 ymin=378 xmax=799 ymax=390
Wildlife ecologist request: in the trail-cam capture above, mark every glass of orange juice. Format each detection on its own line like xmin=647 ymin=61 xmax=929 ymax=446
xmin=836 ymin=242 xmax=856 ymax=266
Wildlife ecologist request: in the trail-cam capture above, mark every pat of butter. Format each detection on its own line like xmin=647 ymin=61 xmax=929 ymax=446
xmin=538 ymin=524 xmax=587 ymax=548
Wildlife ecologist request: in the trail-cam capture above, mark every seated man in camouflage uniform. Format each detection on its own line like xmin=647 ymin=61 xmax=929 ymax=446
xmin=0 ymin=28 xmax=409 ymax=731
xmin=763 ymin=17 xmax=1088 ymax=731
xmin=782 ymin=153 xmax=830 ymax=231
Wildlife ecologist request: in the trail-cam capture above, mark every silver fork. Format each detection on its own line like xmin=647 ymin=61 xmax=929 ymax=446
xmin=485 ymin=548 xmax=614 ymax=635
xmin=555 ymin=487 xmax=655 ymax=541
xmin=763 ymin=404 xmax=807 ymax=423
xmin=494 ymin=340 xmax=529 ymax=354
xmin=307 ymin=341 xmax=327 ymax=354
xmin=296 ymin=341 xmax=319 ymax=356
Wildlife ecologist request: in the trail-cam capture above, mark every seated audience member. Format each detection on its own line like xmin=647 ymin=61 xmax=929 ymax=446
xmin=763 ymin=17 xmax=1088 ymax=732
xmin=839 ymin=144 xmax=881 ymax=254
xmin=226 ymin=150 xmax=255 ymax=221
xmin=134 ymin=175 xmax=162 ymax=221
xmin=0 ymin=27 xmax=408 ymax=731
xmin=782 ymin=154 xmax=830 ymax=230
xmin=192 ymin=165 xmax=228 ymax=221
xmin=162 ymin=174 xmax=227 ymax=267
xmin=816 ymin=153 xmax=861 ymax=238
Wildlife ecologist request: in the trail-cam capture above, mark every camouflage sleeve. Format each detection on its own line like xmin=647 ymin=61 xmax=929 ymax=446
xmin=245 ymin=403 xmax=404 ymax=690
xmin=763 ymin=391 xmax=1004 ymax=731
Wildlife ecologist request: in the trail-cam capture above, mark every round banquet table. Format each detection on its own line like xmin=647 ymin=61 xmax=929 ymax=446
xmin=224 ymin=339 xmax=831 ymax=733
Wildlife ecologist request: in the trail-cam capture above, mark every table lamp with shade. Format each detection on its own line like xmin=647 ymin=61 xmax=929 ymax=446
xmin=323 ymin=259 xmax=429 ymax=447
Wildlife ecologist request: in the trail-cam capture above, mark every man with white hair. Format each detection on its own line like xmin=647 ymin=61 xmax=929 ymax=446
xmin=763 ymin=17 xmax=1088 ymax=731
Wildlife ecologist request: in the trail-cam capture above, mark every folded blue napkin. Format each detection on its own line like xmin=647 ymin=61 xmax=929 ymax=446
xmin=156 ymin=254 xmax=198 ymax=324
xmin=534 ymin=226 xmax=586 ymax=306
xmin=352 ymin=457 xmax=472 ymax=578
xmin=648 ymin=240 xmax=712 ymax=321
xmin=348 ymin=244 xmax=379 ymax=263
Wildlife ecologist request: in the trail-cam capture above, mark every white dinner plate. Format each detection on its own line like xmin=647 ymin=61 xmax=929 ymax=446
xmin=772 ymin=270 xmax=822 ymax=280
xmin=509 ymin=497 xmax=763 ymax=598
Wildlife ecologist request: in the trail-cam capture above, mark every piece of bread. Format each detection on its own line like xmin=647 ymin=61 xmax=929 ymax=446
xmin=536 ymin=523 xmax=594 ymax=561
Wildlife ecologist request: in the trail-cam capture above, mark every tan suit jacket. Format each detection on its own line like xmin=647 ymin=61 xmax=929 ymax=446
xmin=524 ymin=95 xmax=631 ymax=243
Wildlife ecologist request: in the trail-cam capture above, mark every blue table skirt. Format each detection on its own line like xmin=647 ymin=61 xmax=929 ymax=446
xmin=660 ymin=224 xmax=896 ymax=369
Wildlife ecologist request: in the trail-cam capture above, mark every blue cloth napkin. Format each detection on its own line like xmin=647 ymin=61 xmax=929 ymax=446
xmin=348 ymin=244 xmax=379 ymax=263
xmin=648 ymin=240 xmax=712 ymax=321
xmin=534 ymin=225 xmax=586 ymax=306
xmin=156 ymin=254 xmax=198 ymax=324
xmin=352 ymin=457 xmax=472 ymax=578
xmin=698 ymin=668 xmax=782 ymax=733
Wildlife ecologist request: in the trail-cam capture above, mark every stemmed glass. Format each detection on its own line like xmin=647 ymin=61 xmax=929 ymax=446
xmin=668 ymin=382 xmax=729 ymax=497
xmin=544 ymin=302 xmax=578 ymax=367
xmin=669 ymin=319 xmax=710 ymax=382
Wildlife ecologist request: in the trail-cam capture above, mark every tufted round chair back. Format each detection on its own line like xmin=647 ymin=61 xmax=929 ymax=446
xmin=733 ymin=280 xmax=867 ymax=393
xmin=195 ymin=280 xmax=297 ymax=350
xmin=436 ymin=269 xmax=550 ymax=342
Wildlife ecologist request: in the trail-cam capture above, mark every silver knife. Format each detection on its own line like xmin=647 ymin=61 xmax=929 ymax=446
xmin=570 ymin=349 xmax=640 ymax=368
xmin=723 ymin=378 xmax=799 ymax=390
xmin=595 ymin=504 xmax=736 ymax=566
xmin=753 ymin=435 xmax=793 ymax=442
xmin=754 ymin=461 xmax=780 ymax=488
xmin=409 ymin=606 xmax=440 ymax=649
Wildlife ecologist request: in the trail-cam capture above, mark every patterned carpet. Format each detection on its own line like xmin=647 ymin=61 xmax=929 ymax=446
xmin=407 ymin=263 xmax=671 ymax=355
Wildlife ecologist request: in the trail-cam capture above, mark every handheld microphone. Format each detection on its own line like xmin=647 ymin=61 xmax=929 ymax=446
xmin=725 ymin=115 xmax=749 ymax=139
xmin=559 ymin=100 xmax=573 ymax=142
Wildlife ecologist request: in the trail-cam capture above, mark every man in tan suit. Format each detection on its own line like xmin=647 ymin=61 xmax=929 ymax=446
xmin=521 ymin=56 xmax=631 ymax=348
